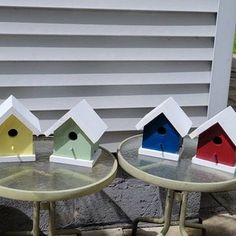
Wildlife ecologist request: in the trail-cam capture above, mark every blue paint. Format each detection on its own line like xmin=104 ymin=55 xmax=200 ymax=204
xmin=142 ymin=113 xmax=182 ymax=154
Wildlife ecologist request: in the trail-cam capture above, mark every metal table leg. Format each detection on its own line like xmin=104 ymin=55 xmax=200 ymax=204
xmin=48 ymin=201 xmax=81 ymax=236
xmin=131 ymin=189 xmax=174 ymax=236
xmin=131 ymin=189 xmax=205 ymax=236
xmin=32 ymin=202 xmax=40 ymax=236
xmin=48 ymin=202 xmax=56 ymax=236
xmin=179 ymin=191 xmax=207 ymax=236
xmin=159 ymin=189 xmax=175 ymax=236
xmin=179 ymin=192 xmax=189 ymax=236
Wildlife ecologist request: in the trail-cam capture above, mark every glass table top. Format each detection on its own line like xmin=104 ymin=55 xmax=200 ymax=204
xmin=118 ymin=135 xmax=236 ymax=192
xmin=0 ymin=148 xmax=117 ymax=201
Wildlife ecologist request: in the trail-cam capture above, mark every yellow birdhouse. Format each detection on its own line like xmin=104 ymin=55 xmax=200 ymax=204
xmin=0 ymin=95 xmax=41 ymax=162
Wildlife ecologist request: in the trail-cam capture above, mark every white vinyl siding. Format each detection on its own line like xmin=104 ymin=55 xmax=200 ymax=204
xmin=0 ymin=0 xmax=235 ymax=151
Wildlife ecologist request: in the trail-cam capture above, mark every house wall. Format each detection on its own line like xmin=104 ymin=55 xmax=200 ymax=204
xmin=0 ymin=0 xmax=235 ymax=151
xmin=0 ymin=0 xmax=235 ymax=232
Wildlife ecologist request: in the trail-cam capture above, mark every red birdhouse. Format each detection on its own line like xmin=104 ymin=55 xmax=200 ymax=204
xmin=190 ymin=106 xmax=236 ymax=173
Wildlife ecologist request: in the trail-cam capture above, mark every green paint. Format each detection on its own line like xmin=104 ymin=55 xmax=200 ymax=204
xmin=53 ymin=118 xmax=98 ymax=160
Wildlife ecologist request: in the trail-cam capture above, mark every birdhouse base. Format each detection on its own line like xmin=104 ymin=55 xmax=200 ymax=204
xmin=50 ymin=149 xmax=102 ymax=168
xmin=192 ymin=156 xmax=236 ymax=174
xmin=138 ymin=147 xmax=183 ymax=161
xmin=0 ymin=155 xmax=35 ymax=163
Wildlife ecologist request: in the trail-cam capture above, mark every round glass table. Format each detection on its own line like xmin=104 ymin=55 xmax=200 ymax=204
xmin=0 ymin=147 xmax=117 ymax=236
xmin=118 ymin=135 xmax=236 ymax=236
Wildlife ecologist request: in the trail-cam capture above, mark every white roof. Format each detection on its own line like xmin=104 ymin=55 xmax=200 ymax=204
xmin=45 ymin=99 xmax=108 ymax=143
xmin=136 ymin=97 xmax=192 ymax=137
xmin=0 ymin=95 xmax=41 ymax=135
xmin=189 ymin=106 xmax=236 ymax=145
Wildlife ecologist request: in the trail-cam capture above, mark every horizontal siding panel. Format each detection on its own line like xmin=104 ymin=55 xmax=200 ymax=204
xmin=0 ymin=84 xmax=209 ymax=97
xmin=0 ymin=23 xmax=216 ymax=37
xmin=2 ymin=35 xmax=215 ymax=46
xmin=0 ymin=48 xmax=213 ymax=61
xmin=93 ymin=116 xmax=207 ymax=131
xmin=0 ymin=0 xmax=219 ymax=12
xmin=39 ymin=116 xmax=207 ymax=133
xmin=0 ymin=9 xmax=216 ymax=37
xmin=0 ymin=61 xmax=212 ymax=86
xmin=100 ymin=131 xmax=140 ymax=152
xmin=34 ymin=107 xmax=208 ymax=119
xmin=0 ymin=95 xmax=209 ymax=110
xmin=0 ymin=36 xmax=214 ymax=61
xmin=0 ymin=84 xmax=209 ymax=110
xmin=96 ymin=107 xmax=208 ymax=120
xmin=35 ymin=106 xmax=208 ymax=132
xmin=0 ymin=85 xmax=209 ymax=112
xmin=0 ymin=72 xmax=211 ymax=87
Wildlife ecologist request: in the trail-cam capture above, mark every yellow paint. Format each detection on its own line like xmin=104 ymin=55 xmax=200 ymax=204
xmin=0 ymin=115 xmax=33 ymax=156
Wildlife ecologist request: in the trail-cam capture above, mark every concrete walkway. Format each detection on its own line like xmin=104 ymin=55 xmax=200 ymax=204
xmin=78 ymin=191 xmax=236 ymax=236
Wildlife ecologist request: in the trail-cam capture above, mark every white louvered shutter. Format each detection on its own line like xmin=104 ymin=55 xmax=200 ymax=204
xmin=0 ymin=0 xmax=235 ymax=151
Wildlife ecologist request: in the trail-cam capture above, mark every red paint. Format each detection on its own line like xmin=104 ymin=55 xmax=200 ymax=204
xmin=196 ymin=123 xmax=236 ymax=166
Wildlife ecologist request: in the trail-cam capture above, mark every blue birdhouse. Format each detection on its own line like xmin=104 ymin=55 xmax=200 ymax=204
xmin=142 ymin=113 xmax=183 ymax=154
xmin=136 ymin=97 xmax=192 ymax=161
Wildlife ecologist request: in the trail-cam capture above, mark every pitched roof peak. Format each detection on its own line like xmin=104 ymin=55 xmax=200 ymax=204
xmin=190 ymin=106 xmax=236 ymax=145
xmin=0 ymin=95 xmax=41 ymax=135
xmin=45 ymin=99 xmax=107 ymax=143
xmin=136 ymin=97 xmax=192 ymax=137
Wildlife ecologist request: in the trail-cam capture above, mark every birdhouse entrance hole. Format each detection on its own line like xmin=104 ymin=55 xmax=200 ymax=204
xmin=157 ymin=127 xmax=167 ymax=135
xmin=213 ymin=136 xmax=222 ymax=145
xmin=8 ymin=129 xmax=18 ymax=137
xmin=68 ymin=132 xmax=78 ymax=141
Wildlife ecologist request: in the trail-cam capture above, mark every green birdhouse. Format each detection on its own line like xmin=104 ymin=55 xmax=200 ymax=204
xmin=45 ymin=100 xmax=107 ymax=167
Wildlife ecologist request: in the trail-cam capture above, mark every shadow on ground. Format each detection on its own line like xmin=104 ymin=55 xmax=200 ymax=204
xmin=0 ymin=205 xmax=47 ymax=236
xmin=0 ymin=205 xmax=32 ymax=234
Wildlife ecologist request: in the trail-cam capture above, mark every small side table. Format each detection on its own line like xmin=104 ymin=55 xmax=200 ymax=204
xmin=117 ymin=135 xmax=236 ymax=236
xmin=0 ymin=147 xmax=117 ymax=236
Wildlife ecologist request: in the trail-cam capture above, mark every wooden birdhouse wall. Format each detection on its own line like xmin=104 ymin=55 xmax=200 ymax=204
xmin=196 ymin=123 xmax=236 ymax=166
xmin=53 ymin=118 xmax=98 ymax=161
xmin=0 ymin=115 xmax=33 ymax=155
xmin=142 ymin=113 xmax=182 ymax=154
